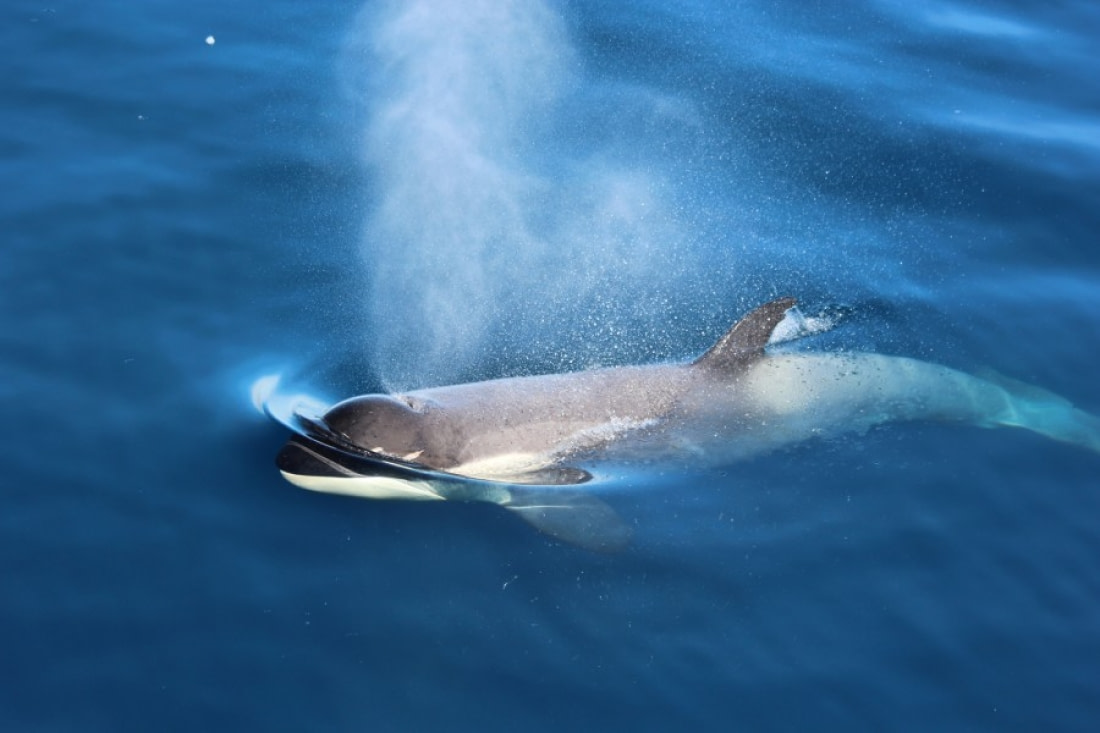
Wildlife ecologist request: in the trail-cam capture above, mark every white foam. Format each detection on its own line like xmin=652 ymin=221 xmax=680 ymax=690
xmin=768 ymin=308 xmax=839 ymax=345
xmin=249 ymin=374 xmax=281 ymax=413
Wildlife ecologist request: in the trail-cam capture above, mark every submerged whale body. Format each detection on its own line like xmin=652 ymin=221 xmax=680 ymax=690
xmin=269 ymin=298 xmax=1100 ymax=550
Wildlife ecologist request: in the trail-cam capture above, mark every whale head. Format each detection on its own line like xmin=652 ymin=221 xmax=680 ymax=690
xmin=272 ymin=394 xmax=450 ymax=500
xmin=322 ymin=394 xmax=432 ymax=463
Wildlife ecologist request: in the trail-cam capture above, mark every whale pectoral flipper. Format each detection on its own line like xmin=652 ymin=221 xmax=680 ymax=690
xmin=694 ymin=296 xmax=797 ymax=372
xmin=503 ymin=487 xmax=632 ymax=552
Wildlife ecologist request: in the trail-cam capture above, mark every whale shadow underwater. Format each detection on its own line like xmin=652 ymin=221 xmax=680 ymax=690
xmin=264 ymin=298 xmax=1100 ymax=550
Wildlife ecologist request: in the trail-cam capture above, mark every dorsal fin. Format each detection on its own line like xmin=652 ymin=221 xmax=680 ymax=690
xmin=692 ymin=297 xmax=797 ymax=372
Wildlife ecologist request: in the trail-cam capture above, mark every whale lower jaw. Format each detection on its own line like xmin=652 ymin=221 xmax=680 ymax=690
xmin=279 ymin=470 xmax=443 ymax=501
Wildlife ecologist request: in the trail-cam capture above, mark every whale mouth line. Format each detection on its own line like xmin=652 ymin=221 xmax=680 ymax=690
xmin=276 ymin=433 xmax=443 ymax=484
xmin=279 ymin=439 xmax=359 ymax=478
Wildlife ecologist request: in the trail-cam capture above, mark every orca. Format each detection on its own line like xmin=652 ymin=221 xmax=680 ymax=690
xmin=266 ymin=298 xmax=1100 ymax=549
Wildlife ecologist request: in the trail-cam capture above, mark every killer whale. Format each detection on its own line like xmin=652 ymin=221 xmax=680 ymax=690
xmin=266 ymin=297 xmax=1100 ymax=549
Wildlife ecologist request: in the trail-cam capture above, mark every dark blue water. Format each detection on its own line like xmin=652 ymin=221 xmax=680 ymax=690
xmin=4 ymin=1 xmax=1099 ymax=730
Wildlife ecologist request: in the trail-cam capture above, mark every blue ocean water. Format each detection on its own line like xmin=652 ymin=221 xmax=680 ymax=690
xmin=3 ymin=0 xmax=1099 ymax=730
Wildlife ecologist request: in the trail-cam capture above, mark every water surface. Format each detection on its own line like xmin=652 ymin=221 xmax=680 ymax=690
xmin=3 ymin=1 xmax=1099 ymax=730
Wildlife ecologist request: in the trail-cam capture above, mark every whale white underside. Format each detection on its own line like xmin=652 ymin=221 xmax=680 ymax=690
xmin=281 ymin=470 xmax=443 ymax=501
